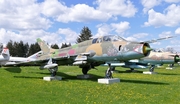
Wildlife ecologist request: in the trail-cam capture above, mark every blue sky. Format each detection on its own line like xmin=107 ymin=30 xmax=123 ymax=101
xmin=0 ymin=0 xmax=180 ymax=52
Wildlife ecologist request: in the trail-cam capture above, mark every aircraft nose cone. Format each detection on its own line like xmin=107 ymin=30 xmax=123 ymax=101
xmin=175 ymin=57 xmax=180 ymax=61
xmin=174 ymin=55 xmax=180 ymax=63
xmin=142 ymin=45 xmax=153 ymax=56
xmin=144 ymin=47 xmax=153 ymax=51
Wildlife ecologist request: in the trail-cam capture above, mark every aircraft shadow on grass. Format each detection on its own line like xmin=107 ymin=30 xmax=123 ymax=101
xmin=120 ymin=79 xmax=169 ymax=85
xmin=13 ymin=71 xmax=104 ymax=82
xmin=4 ymin=67 xmax=22 ymax=73
xmin=9 ymin=69 xmax=169 ymax=85
xmin=14 ymin=76 xmax=42 ymax=79
xmin=158 ymin=73 xmax=180 ymax=76
xmin=115 ymin=70 xmax=143 ymax=73
xmin=58 ymin=72 xmax=104 ymax=82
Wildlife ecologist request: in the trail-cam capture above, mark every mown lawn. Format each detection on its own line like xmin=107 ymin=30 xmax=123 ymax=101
xmin=0 ymin=65 xmax=180 ymax=104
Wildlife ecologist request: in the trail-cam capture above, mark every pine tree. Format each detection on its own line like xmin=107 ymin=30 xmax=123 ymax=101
xmin=28 ymin=42 xmax=41 ymax=56
xmin=51 ymin=44 xmax=59 ymax=49
xmin=76 ymin=26 xmax=92 ymax=43
xmin=6 ymin=40 xmax=15 ymax=56
xmin=61 ymin=43 xmax=71 ymax=48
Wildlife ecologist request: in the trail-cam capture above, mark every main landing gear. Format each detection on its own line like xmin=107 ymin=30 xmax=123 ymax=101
xmin=149 ymin=65 xmax=155 ymax=72
xmin=105 ymin=63 xmax=113 ymax=79
xmin=82 ymin=66 xmax=91 ymax=75
xmin=48 ymin=66 xmax=58 ymax=77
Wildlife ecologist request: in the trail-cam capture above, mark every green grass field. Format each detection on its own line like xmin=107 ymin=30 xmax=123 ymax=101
xmin=0 ymin=65 xmax=180 ymax=104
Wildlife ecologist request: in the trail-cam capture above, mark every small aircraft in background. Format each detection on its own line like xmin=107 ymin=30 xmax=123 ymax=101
xmin=0 ymin=43 xmax=43 ymax=67
xmin=35 ymin=35 xmax=173 ymax=77
xmin=4 ymin=51 xmax=43 ymax=66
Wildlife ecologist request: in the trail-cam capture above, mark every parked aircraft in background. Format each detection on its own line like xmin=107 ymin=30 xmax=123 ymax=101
xmin=35 ymin=35 xmax=173 ymax=77
xmin=4 ymin=51 xmax=43 ymax=66
xmin=120 ymin=50 xmax=180 ymax=72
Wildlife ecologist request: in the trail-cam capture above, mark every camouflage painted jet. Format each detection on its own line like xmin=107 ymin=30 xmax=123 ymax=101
xmin=120 ymin=50 xmax=180 ymax=72
xmin=35 ymin=35 xmax=173 ymax=76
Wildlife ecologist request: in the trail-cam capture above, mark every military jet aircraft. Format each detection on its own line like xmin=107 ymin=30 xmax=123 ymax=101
xmin=35 ymin=35 xmax=173 ymax=77
xmin=4 ymin=51 xmax=43 ymax=66
xmin=120 ymin=50 xmax=180 ymax=73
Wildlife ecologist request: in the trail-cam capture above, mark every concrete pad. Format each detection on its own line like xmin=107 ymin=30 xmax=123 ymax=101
xmin=111 ymin=70 xmax=119 ymax=73
xmin=77 ymin=74 xmax=92 ymax=79
xmin=98 ymin=78 xmax=120 ymax=84
xmin=143 ymin=71 xmax=157 ymax=74
xmin=166 ymin=67 xmax=174 ymax=70
xmin=43 ymin=76 xmax=62 ymax=81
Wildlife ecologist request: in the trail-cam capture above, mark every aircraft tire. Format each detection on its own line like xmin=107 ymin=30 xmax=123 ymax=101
xmin=82 ymin=66 xmax=90 ymax=75
xmin=130 ymin=68 xmax=134 ymax=71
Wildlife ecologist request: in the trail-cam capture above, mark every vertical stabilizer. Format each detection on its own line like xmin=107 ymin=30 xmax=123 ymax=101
xmin=0 ymin=43 xmax=3 ymax=54
xmin=37 ymin=38 xmax=50 ymax=54
xmin=27 ymin=51 xmax=43 ymax=59
xmin=2 ymin=48 xmax=10 ymax=60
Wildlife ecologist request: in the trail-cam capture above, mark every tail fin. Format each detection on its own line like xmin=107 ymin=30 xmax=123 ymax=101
xmin=27 ymin=51 xmax=43 ymax=59
xmin=2 ymin=48 xmax=10 ymax=60
xmin=37 ymin=38 xmax=50 ymax=54
xmin=0 ymin=43 xmax=3 ymax=53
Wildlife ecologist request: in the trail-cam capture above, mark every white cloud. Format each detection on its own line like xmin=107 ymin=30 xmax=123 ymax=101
xmin=125 ymin=33 xmax=149 ymax=42
xmin=111 ymin=21 xmax=130 ymax=34
xmin=95 ymin=21 xmax=130 ymax=37
xmin=144 ymin=4 xmax=180 ymax=27
xmin=41 ymin=0 xmax=111 ymax=23
xmin=175 ymin=27 xmax=180 ymax=34
xmin=0 ymin=28 xmax=62 ymax=46
xmin=95 ymin=24 xmax=112 ymax=37
xmin=41 ymin=0 xmax=67 ymax=17
xmin=57 ymin=28 xmax=79 ymax=43
xmin=141 ymin=0 xmax=180 ymax=13
xmin=0 ymin=0 xmax=51 ymax=31
xmin=165 ymin=0 xmax=180 ymax=3
xmin=58 ymin=4 xmax=111 ymax=23
xmin=96 ymin=0 xmax=137 ymax=17
xmin=141 ymin=0 xmax=162 ymax=13
xmin=132 ymin=33 xmax=149 ymax=39
xmin=125 ymin=37 xmax=138 ymax=41
xmin=158 ymin=31 xmax=172 ymax=38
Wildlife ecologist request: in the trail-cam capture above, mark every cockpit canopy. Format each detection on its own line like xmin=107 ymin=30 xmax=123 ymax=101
xmin=92 ymin=35 xmax=126 ymax=44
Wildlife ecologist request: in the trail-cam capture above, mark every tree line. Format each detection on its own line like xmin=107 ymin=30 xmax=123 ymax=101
xmin=6 ymin=26 xmax=92 ymax=57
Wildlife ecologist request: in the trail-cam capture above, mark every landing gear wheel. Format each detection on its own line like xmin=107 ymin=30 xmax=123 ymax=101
xmin=169 ymin=64 xmax=174 ymax=68
xmin=82 ymin=66 xmax=91 ymax=75
xmin=149 ymin=65 xmax=155 ymax=72
xmin=130 ymin=68 xmax=134 ymax=72
xmin=105 ymin=69 xmax=113 ymax=78
xmin=49 ymin=66 xmax=58 ymax=77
